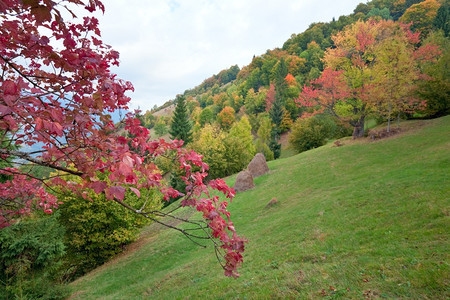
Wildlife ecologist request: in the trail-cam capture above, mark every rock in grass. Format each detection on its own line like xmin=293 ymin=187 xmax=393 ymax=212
xmin=265 ymin=197 xmax=278 ymax=208
xmin=247 ymin=153 xmax=269 ymax=178
xmin=234 ymin=170 xmax=254 ymax=192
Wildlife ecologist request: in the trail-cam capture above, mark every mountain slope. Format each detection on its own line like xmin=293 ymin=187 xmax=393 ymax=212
xmin=70 ymin=116 xmax=449 ymax=299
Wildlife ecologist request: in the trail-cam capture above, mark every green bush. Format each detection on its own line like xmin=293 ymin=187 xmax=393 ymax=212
xmin=226 ymin=115 xmax=256 ymax=171
xmin=154 ymin=119 xmax=169 ymax=137
xmin=0 ymin=213 xmax=69 ymax=300
xmin=288 ymin=115 xmax=337 ymax=153
xmin=255 ymin=115 xmax=275 ymax=161
xmin=56 ymin=179 xmax=161 ymax=279
xmin=256 ymin=139 xmax=274 ymax=161
xmin=191 ymin=117 xmax=256 ymax=179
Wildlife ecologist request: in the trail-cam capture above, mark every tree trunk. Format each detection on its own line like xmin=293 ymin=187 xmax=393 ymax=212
xmin=352 ymin=115 xmax=366 ymax=139
xmin=387 ymin=103 xmax=392 ymax=133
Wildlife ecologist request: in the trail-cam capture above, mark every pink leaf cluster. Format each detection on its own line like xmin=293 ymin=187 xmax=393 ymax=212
xmin=0 ymin=169 xmax=59 ymax=228
xmin=0 ymin=0 xmax=245 ymax=277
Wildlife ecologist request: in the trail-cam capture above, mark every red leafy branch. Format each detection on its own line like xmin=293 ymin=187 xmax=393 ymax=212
xmin=0 ymin=0 xmax=245 ymax=277
xmin=0 ymin=168 xmax=59 ymax=228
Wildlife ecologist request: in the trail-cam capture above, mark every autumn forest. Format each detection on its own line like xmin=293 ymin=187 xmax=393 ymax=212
xmin=142 ymin=0 xmax=448 ymax=180
xmin=0 ymin=0 xmax=449 ymax=298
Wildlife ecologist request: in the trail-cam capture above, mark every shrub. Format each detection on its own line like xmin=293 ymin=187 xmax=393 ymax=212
xmin=288 ymin=115 xmax=336 ymax=153
xmin=154 ymin=117 xmax=169 ymax=137
xmin=256 ymin=139 xmax=274 ymax=161
xmin=0 ymin=213 xmax=68 ymax=299
xmin=56 ymin=175 xmax=161 ymax=279
xmin=256 ymin=115 xmax=275 ymax=161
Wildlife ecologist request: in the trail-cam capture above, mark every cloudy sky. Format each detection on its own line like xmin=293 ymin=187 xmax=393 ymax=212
xmin=95 ymin=0 xmax=363 ymax=112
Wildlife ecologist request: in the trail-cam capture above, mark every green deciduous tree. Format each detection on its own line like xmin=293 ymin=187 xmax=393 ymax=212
xmin=391 ymin=0 xmax=424 ymax=21
xmin=191 ymin=125 xmax=227 ymax=179
xmin=399 ymin=0 xmax=441 ymax=36
xmin=245 ymin=88 xmax=267 ymax=114
xmin=154 ymin=117 xmax=169 ymax=137
xmin=299 ymin=41 xmax=324 ymax=75
xmin=198 ymin=107 xmax=214 ymax=126
xmin=227 ymin=116 xmax=256 ymax=170
xmin=192 ymin=118 xmax=256 ymax=178
xmin=418 ymin=30 xmax=450 ymax=117
xmin=256 ymin=116 xmax=275 ymax=161
xmin=367 ymin=7 xmax=393 ymax=20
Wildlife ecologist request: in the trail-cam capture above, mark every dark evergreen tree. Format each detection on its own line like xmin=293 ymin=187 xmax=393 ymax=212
xmin=269 ymin=130 xmax=281 ymax=160
xmin=168 ymin=96 xmax=192 ymax=199
xmin=270 ymin=93 xmax=284 ymax=131
xmin=271 ymin=58 xmax=288 ymax=129
xmin=269 ymin=94 xmax=283 ymax=160
xmin=169 ymin=95 xmax=193 ymax=144
xmin=434 ymin=1 xmax=449 ymax=37
xmin=273 ymin=58 xmax=288 ymax=95
xmin=267 ymin=58 xmax=288 ymax=160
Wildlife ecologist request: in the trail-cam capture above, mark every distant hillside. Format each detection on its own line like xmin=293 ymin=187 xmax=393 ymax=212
xmin=148 ymin=0 xmax=431 ymax=114
xmin=70 ymin=116 xmax=449 ymax=299
xmin=137 ymin=0 xmax=448 ymax=182
xmin=152 ymin=104 xmax=175 ymax=117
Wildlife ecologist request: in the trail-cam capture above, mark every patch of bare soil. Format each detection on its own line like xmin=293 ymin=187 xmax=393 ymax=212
xmin=368 ymin=127 xmax=402 ymax=140
xmin=279 ymin=131 xmax=290 ymax=147
xmin=152 ymin=104 xmax=175 ymax=117
xmin=367 ymin=119 xmax=431 ymax=141
xmin=336 ymin=120 xmax=431 ymax=147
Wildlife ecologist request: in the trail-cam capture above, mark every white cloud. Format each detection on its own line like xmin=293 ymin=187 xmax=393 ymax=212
xmin=95 ymin=0 xmax=363 ymax=111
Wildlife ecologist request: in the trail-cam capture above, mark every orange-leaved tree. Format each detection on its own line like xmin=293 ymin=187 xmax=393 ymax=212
xmin=296 ymin=19 xmax=439 ymax=138
xmin=217 ymin=106 xmax=236 ymax=130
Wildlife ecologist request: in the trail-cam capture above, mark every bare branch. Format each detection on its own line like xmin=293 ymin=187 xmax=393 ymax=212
xmin=112 ymin=198 xmax=209 ymax=247
xmin=0 ymin=148 xmax=83 ymax=176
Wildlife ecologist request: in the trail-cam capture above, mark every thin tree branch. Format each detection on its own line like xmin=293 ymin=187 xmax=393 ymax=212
xmin=0 ymin=148 xmax=83 ymax=176
xmin=112 ymin=198 xmax=209 ymax=246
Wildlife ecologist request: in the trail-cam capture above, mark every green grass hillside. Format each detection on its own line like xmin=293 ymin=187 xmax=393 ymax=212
xmin=70 ymin=117 xmax=449 ymax=299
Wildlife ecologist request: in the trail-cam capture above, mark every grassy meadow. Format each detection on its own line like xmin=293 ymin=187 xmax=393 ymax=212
xmin=70 ymin=116 xmax=449 ymax=299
